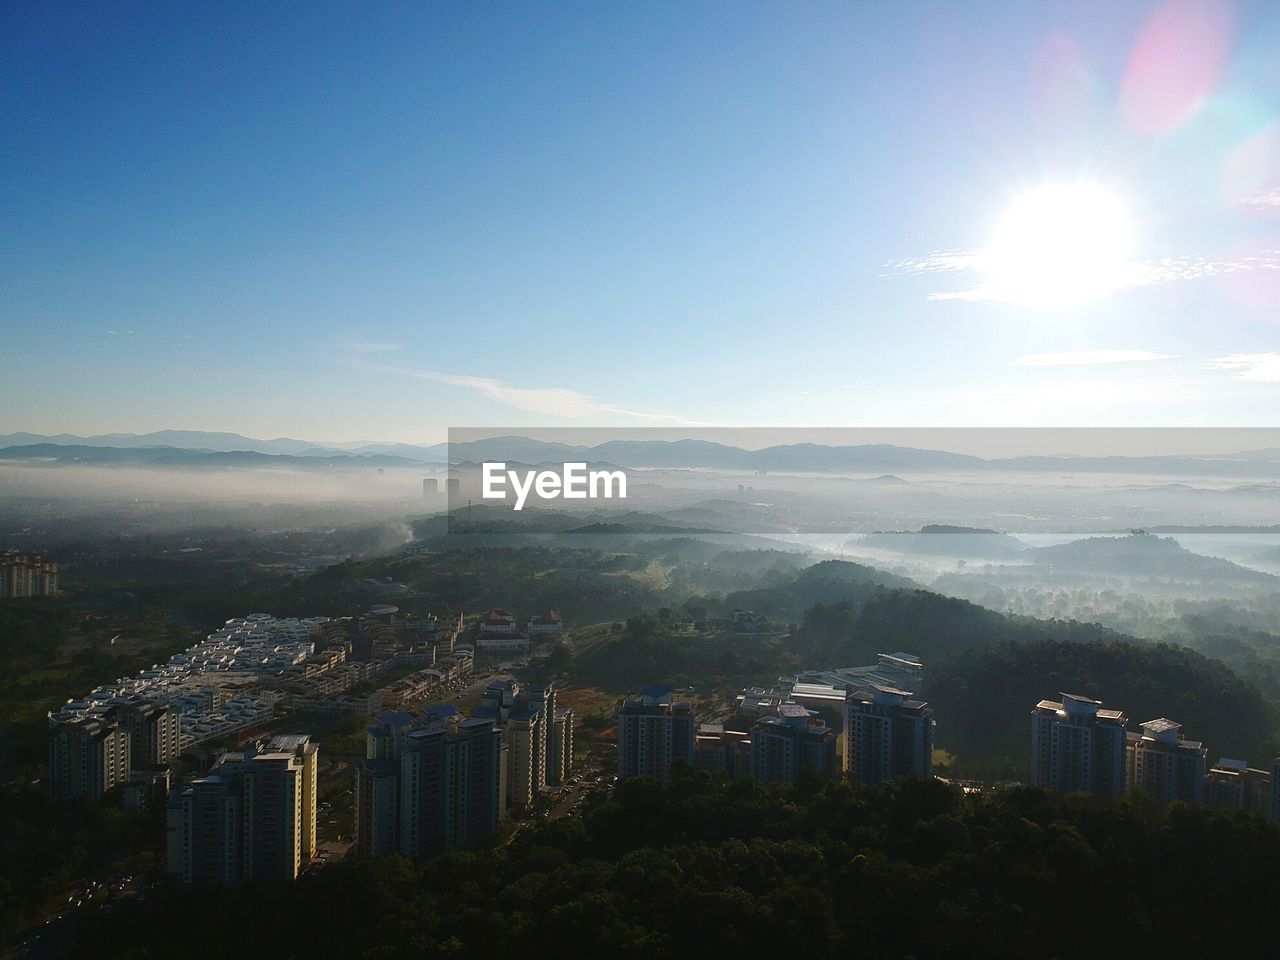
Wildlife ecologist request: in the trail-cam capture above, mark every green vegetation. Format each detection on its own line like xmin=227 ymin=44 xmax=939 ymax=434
xmin=0 ymin=781 xmax=165 ymax=934
xmin=72 ymin=770 xmax=1280 ymax=958
xmin=0 ymin=600 xmax=193 ymax=773
xmin=930 ymin=639 xmax=1279 ymax=778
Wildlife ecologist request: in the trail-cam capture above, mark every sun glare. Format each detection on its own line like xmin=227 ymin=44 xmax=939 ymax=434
xmin=979 ymin=183 xmax=1137 ymax=309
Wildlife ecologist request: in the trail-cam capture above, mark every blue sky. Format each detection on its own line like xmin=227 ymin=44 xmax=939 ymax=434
xmin=2 ymin=0 xmax=1278 ymax=442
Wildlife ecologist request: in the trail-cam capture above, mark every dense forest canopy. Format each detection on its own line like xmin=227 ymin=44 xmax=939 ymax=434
xmin=70 ymin=771 xmax=1280 ymax=959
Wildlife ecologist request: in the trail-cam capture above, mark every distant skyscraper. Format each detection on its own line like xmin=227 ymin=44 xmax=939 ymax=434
xmin=1 ymin=552 xmax=60 ymax=598
xmin=48 ymin=715 xmax=131 ymax=801
xmin=844 ymin=685 xmax=934 ymax=785
xmin=1125 ymin=718 xmax=1206 ymax=806
xmin=1030 ymin=693 xmax=1128 ymax=797
xmin=617 ymin=685 xmax=695 ymax=783
xmin=422 ymin=477 xmax=438 ymax=498
xmin=750 ymin=704 xmax=838 ymax=786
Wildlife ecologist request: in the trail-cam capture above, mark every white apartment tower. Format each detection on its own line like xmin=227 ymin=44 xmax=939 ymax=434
xmin=1030 ymin=693 xmax=1128 ymax=798
xmin=843 ymin=685 xmax=934 ymax=785
xmin=1125 ymin=718 xmax=1207 ymax=806
xmin=617 ymin=685 xmax=696 ymax=783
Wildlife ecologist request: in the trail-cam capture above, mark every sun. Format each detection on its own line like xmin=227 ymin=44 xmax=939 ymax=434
xmin=978 ymin=182 xmax=1138 ymax=308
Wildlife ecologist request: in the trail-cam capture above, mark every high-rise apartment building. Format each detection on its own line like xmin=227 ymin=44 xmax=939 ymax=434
xmin=261 ymin=733 xmax=319 ymax=863
xmin=547 ymin=707 xmax=574 ymax=786
xmin=616 ymin=685 xmax=695 ymax=783
xmin=168 ymin=766 xmax=243 ymax=887
xmin=355 ymin=760 xmax=399 ymax=857
xmin=472 ymin=680 xmax=571 ymax=809
xmin=108 ymin=698 xmax=181 ymax=768
xmin=1206 ymin=758 xmax=1270 ymax=816
xmin=1030 ymin=693 xmax=1128 ymax=797
xmin=48 ymin=715 xmax=132 ymax=801
xmin=167 ymin=735 xmax=318 ymax=886
xmin=356 ymin=708 xmax=449 ymax=858
xmin=399 ymin=717 xmax=504 ymax=857
xmin=1125 ymin=718 xmax=1206 ymax=806
xmin=502 ymin=706 xmax=544 ymax=812
xmin=750 ymin=704 xmax=839 ymax=786
xmin=1270 ymin=756 xmax=1280 ymax=823
xmin=694 ymin=723 xmax=728 ymax=774
xmin=844 ymin=685 xmax=934 ymax=785
xmin=1 ymin=552 xmax=60 ymax=598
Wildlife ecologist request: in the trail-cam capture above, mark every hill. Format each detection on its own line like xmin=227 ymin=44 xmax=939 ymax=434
xmin=0 ymin=443 xmax=430 ymax=469
xmin=1027 ymin=533 xmax=1278 ymax=585
xmin=850 ymin=524 xmax=1029 ymax=559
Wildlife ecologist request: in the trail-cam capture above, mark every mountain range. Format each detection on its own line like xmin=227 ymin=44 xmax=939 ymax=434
xmin=3 ymin=430 xmax=1280 ymax=477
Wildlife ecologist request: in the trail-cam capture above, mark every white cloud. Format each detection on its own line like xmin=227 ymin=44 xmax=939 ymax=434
xmin=350 ymin=348 xmax=697 ymax=423
xmin=1208 ymin=353 xmax=1280 ymax=383
xmin=887 ymin=250 xmax=1280 ymax=304
xmin=1014 ymin=350 xmax=1177 ymax=366
xmin=1241 ymin=188 xmax=1280 ymax=210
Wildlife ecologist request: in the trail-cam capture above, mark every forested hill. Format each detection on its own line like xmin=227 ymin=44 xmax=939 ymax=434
xmin=73 ymin=774 xmax=1280 ymax=959
xmin=719 ymin=558 xmax=918 ymax=621
xmin=790 ymin=588 xmax=1279 ymax=771
xmin=931 ymin=640 xmax=1278 ymax=774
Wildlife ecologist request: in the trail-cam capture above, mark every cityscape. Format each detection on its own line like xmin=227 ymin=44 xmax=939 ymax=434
xmin=34 ymin=593 xmax=1280 ymax=902
xmin=6 ymin=0 xmax=1280 ymax=956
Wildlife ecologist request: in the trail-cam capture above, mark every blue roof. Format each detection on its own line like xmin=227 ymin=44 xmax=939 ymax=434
xmin=373 ymin=711 xmax=415 ymax=727
xmin=423 ymin=703 xmax=460 ymax=720
xmin=640 ymin=684 xmax=673 ymax=698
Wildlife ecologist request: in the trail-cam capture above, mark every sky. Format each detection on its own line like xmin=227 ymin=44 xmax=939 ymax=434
xmin=2 ymin=0 xmax=1279 ymax=443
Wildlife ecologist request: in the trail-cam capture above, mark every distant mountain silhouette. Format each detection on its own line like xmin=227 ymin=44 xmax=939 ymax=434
xmin=1026 ymin=533 xmax=1279 ymax=583
xmin=849 ymin=524 xmax=1029 ymax=559
xmin=5 ymin=431 xmax=1280 ymax=477
xmin=0 ymin=443 xmax=426 ymax=469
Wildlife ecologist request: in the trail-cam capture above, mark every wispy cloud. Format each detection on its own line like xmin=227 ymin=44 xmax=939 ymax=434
xmin=1014 ymin=350 xmax=1177 ymax=366
xmin=349 ymin=347 xmax=698 ymax=423
xmin=1208 ymin=353 xmax=1280 ymax=383
xmin=1241 ymin=188 xmax=1280 ymax=210
xmin=344 ymin=341 xmax=402 ymax=355
xmin=886 ymin=250 xmax=1280 ymax=303
xmin=107 ymin=329 xmax=136 ymax=335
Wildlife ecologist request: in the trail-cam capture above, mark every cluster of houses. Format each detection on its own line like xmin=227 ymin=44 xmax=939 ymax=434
xmin=473 ymin=608 xmax=565 ymax=662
